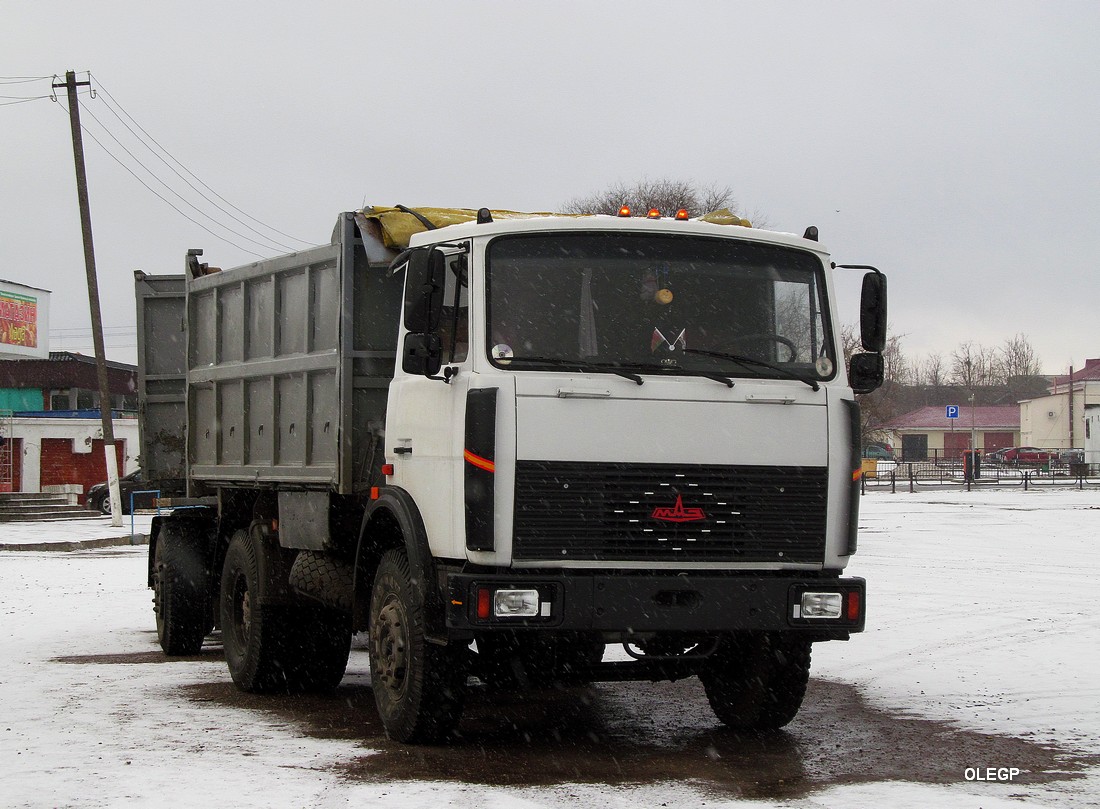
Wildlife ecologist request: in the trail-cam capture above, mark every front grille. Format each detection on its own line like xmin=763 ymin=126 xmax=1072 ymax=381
xmin=513 ymin=461 xmax=827 ymax=563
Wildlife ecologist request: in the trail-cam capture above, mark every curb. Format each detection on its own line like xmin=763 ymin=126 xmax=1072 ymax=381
xmin=0 ymin=534 xmax=149 ymax=552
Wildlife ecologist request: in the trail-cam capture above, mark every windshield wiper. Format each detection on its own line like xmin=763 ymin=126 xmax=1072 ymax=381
xmin=504 ymin=356 xmax=644 ymax=385
xmin=614 ymin=362 xmax=734 ymax=388
xmin=682 ymin=348 xmax=820 ymax=391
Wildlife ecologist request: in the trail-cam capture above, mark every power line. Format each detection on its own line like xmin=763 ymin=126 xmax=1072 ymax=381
xmin=89 ymin=89 xmax=301 ymax=252
xmin=90 ymin=77 xmax=314 ymax=248
xmin=53 ymin=98 xmax=265 ymax=258
xmin=78 ymin=101 xmax=293 ymax=253
xmin=0 ymin=95 xmax=49 ymax=107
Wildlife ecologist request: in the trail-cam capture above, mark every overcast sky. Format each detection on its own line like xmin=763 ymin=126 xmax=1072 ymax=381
xmin=3 ymin=1 xmax=1097 ymax=373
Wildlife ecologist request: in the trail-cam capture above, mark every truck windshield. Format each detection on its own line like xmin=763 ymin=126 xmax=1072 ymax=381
xmin=486 ymin=232 xmax=835 ymax=381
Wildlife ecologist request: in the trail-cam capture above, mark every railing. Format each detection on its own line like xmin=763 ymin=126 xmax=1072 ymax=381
xmin=129 ymin=488 xmax=162 ymax=541
xmin=860 ymin=460 xmax=1099 ymax=493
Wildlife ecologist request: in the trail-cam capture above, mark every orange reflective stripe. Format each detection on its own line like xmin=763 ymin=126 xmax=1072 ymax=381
xmin=852 ymin=469 xmax=863 ymax=482
xmin=464 ymin=448 xmax=495 ymax=473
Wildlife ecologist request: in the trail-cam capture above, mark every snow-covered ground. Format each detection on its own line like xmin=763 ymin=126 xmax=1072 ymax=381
xmin=1 ymin=490 xmax=1098 ymax=808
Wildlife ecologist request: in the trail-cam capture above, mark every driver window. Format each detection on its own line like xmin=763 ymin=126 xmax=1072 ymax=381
xmin=436 ymin=256 xmax=469 ymax=363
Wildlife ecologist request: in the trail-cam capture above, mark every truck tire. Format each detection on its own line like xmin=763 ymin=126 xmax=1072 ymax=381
xmin=369 ymin=549 xmax=466 ymax=742
xmin=700 ymin=633 xmax=812 ymax=731
xmin=282 ymin=605 xmax=352 ymax=692
xmin=220 ymin=529 xmax=297 ymax=693
xmin=154 ymin=522 xmax=209 ymax=656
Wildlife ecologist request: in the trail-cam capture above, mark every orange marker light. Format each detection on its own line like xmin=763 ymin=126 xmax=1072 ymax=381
xmin=647 ymin=208 xmax=661 ymax=219
xmin=618 ymin=205 xmax=632 ymax=217
xmin=675 ymin=208 xmax=690 ymax=220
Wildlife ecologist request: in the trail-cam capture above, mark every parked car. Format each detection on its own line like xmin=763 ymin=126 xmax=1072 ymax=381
xmin=985 ymin=447 xmax=1012 ymax=464
xmin=1000 ymin=446 xmax=1055 ymax=465
xmin=1059 ymin=448 xmax=1085 ymax=463
xmin=862 ymin=444 xmax=895 ymax=460
xmin=86 ymin=469 xmax=183 ymax=515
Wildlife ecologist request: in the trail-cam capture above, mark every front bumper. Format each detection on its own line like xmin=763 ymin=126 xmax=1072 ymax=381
xmin=446 ymin=572 xmax=865 ymax=638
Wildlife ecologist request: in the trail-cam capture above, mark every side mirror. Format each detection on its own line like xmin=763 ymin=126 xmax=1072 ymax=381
xmin=403 ymin=248 xmax=447 ymax=333
xmin=849 ymin=352 xmax=884 ymax=394
xmin=402 ymin=332 xmax=443 ymax=377
xmin=860 ymin=271 xmax=888 ymax=352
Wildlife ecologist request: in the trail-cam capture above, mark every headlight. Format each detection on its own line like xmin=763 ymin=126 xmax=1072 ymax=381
xmin=493 ymin=589 xmax=540 ymax=618
xmin=799 ymin=592 xmax=843 ymax=619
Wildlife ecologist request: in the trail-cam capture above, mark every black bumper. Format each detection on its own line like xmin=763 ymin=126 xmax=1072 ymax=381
xmin=446 ymin=571 xmax=865 ymax=638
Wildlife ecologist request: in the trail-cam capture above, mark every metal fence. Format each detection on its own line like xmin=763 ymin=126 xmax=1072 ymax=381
xmin=860 ymin=460 xmax=1100 ymax=493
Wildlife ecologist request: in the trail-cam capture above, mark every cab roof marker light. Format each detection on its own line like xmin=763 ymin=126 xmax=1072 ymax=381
xmin=647 ymin=208 xmax=661 ymax=219
xmin=675 ymin=208 xmax=690 ymax=220
xmin=618 ymin=205 xmax=632 ymax=217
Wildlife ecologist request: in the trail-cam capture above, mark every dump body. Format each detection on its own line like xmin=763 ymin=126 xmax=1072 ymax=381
xmin=133 ymin=272 xmax=186 ymax=488
xmin=137 ymin=213 xmax=404 ymax=496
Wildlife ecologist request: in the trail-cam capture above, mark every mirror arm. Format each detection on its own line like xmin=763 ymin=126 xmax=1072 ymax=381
xmin=833 ymin=263 xmax=883 ymax=276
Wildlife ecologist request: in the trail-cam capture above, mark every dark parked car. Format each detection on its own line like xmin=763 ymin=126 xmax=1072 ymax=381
xmin=1000 ymin=446 xmax=1055 ymax=465
xmin=86 ymin=469 xmax=181 ymax=515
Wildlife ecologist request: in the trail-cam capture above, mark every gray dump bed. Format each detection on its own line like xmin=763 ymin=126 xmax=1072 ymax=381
xmin=135 ymin=212 xmax=403 ymax=495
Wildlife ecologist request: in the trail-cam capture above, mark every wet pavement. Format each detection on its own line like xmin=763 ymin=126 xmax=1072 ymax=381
xmin=59 ymin=641 xmax=1100 ymax=802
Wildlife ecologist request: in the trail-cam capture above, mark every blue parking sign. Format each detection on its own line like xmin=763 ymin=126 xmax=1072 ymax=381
xmin=946 ymin=405 xmax=959 ymax=419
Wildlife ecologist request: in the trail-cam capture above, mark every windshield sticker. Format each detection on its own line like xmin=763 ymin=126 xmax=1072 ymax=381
xmin=651 ymin=327 xmax=686 ymax=353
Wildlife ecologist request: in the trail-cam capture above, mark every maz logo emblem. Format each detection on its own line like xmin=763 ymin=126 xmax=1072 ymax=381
xmin=651 ymin=494 xmax=706 ymax=523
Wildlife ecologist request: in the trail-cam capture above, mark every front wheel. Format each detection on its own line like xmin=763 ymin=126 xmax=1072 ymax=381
xmin=369 ymin=549 xmax=466 ymax=743
xmin=700 ymin=633 xmax=811 ymax=731
xmin=97 ymin=494 xmax=112 ymax=515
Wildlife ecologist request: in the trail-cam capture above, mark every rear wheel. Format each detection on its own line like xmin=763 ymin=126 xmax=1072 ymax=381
xmin=154 ymin=522 xmax=209 ymax=656
xmin=220 ymin=529 xmax=292 ymax=693
xmin=369 ymin=549 xmax=465 ymax=742
xmin=700 ymin=633 xmax=811 ymax=730
xmin=97 ymin=494 xmax=112 ymax=515
xmin=283 ymin=604 xmax=352 ymax=692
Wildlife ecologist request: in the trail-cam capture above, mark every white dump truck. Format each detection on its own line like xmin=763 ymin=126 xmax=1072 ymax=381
xmin=135 ymin=205 xmax=886 ymax=742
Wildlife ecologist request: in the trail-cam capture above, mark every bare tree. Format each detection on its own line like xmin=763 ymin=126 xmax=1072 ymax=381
xmin=882 ymin=333 xmax=910 ymax=385
xmin=950 ymin=341 xmax=1000 ymax=388
xmin=915 ymin=352 xmax=947 ymax=387
xmin=562 ymin=179 xmax=749 ymax=220
xmin=998 ymin=333 xmax=1042 ymax=382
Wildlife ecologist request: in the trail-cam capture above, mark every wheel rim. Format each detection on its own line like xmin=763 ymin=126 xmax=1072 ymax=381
xmin=153 ymin=543 xmax=165 ymax=636
xmin=229 ymin=573 xmax=252 ymax=649
xmin=100 ymin=497 xmax=112 ymax=515
xmin=373 ymin=595 xmax=409 ymax=698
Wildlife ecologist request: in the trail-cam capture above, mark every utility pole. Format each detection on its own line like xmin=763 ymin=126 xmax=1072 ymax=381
xmin=54 ymin=70 xmax=121 ymax=526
